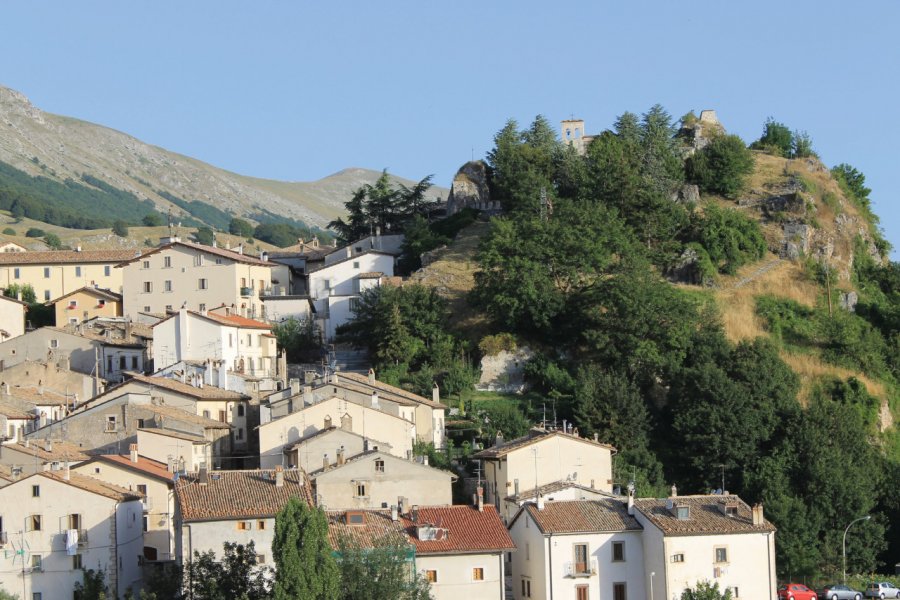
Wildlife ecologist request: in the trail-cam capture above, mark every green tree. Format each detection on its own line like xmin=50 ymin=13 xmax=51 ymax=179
xmin=112 ymin=220 xmax=129 ymax=237
xmin=398 ymin=214 xmax=448 ymax=274
xmin=4 ymin=283 xmax=36 ymax=303
xmin=185 ymin=541 xmax=270 ymax=600
xmin=74 ymin=568 xmax=109 ymax=600
xmin=751 ymin=118 xmax=793 ymax=157
xmin=142 ymin=213 xmax=164 ymax=227
xmin=691 ymin=204 xmax=766 ymax=275
xmin=229 ymin=217 xmax=255 ymax=238
xmin=686 ymin=134 xmax=755 ymax=198
xmin=43 ymin=232 xmax=63 ymax=250
xmin=1 ymin=227 xmax=14 ymax=235
xmin=680 ymin=581 xmax=733 ymax=600
xmin=194 ymin=226 xmax=214 ymax=246
xmin=337 ymin=534 xmax=433 ymax=600
xmin=273 ymin=498 xmax=339 ymax=600
xmin=486 ymin=116 xmax=558 ymax=215
xmin=272 ymin=317 xmax=321 ymax=363
xmin=25 ymin=227 xmax=45 ymax=238
xmin=792 ymin=130 xmax=815 ymax=158
xmin=477 ymin=403 xmax=531 ymax=445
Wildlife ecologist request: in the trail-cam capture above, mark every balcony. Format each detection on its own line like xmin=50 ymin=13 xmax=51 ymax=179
xmin=78 ymin=529 xmax=88 ymax=546
xmin=564 ymin=559 xmax=598 ymax=578
xmin=240 ymin=287 xmax=254 ymax=298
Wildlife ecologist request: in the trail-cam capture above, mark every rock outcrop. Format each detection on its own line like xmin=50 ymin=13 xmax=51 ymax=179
xmin=446 ymin=160 xmax=494 ymax=215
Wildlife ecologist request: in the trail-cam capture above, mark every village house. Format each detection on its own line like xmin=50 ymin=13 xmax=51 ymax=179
xmin=0 ymin=469 xmax=144 ymax=599
xmin=0 ymin=239 xmax=27 ymax=253
xmin=0 ymin=248 xmax=135 ymax=302
xmin=0 ymin=294 xmax=27 ymax=341
xmin=310 ymin=449 xmax=454 ymax=510
xmin=0 ymin=359 xmax=103 ymax=404
xmin=282 ymin=426 xmax=393 ymax=473
xmin=74 ymin=445 xmax=177 ymax=563
xmin=151 ymin=307 xmax=282 ymax=387
xmin=136 ymin=426 xmax=212 ymax=472
xmin=327 ymin=501 xmax=515 ymax=600
xmin=0 ymin=383 xmax=72 ymax=427
xmin=173 ymin=466 xmax=313 ymax=566
xmin=474 ymin=427 xmax=616 ymax=521
xmin=118 ymin=238 xmax=273 ymax=320
xmin=0 ymin=402 xmax=36 ymax=443
xmin=47 ymin=285 xmax=123 ymax=325
xmin=0 ymin=439 xmax=89 ymax=477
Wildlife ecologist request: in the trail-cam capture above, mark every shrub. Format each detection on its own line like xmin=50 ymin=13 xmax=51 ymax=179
xmin=43 ymin=233 xmax=62 ymax=250
xmin=142 ymin=213 xmax=164 ymax=227
xmin=4 ymin=283 xmax=36 ymax=303
xmin=792 ymin=130 xmax=815 ymax=158
xmin=228 ymin=217 xmax=255 ymax=238
xmin=751 ymin=118 xmax=793 ymax=157
xmin=693 ymin=205 xmax=766 ymax=274
xmin=686 ymin=134 xmax=755 ymax=198
xmin=194 ymin=227 xmax=214 ymax=246
xmin=2 ymin=227 xmax=14 ymax=236
xmin=112 ymin=220 xmax=129 ymax=237
xmin=25 ymin=227 xmax=45 ymax=238
xmin=478 ymin=333 xmax=518 ymax=356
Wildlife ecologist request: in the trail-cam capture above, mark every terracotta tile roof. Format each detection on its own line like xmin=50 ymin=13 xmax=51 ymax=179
xmin=3 ymin=385 xmax=71 ymax=406
xmin=139 ymin=427 xmax=208 ymax=443
xmin=176 ymin=469 xmax=313 ymax=521
xmin=47 ymin=287 xmax=122 ymax=306
xmin=337 ymin=372 xmax=446 ymax=409
xmin=504 ymin=481 xmax=617 ymax=503
xmin=269 ymin=240 xmax=332 ymax=260
xmin=0 ymin=249 xmax=137 ymax=266
xmin=38 ymin=470 xmax=140 ymax=501
xmin=518 ymin=499 xmax=641 ymax=534
xmin=117 ymin=240 xmax=272 ymax=267
xmin=327 ymin=505 xmax=515 ymax=555
xmin=203 ymin=310 xmax=272 ymax=330
xmin=0 ymin=401 xmax=37 ymax=420
xmin=7 ymin=439 xmax=90 ymax=462
xmin=310 ymin=450 xmax=454 ymax=479
xmin=124 ymin=373 xmax=247 ymax=401
xmin=357 ymin=272 xmax=384 ymax=279
xmin=634 ymin=495 xmax=776 ymax=536
xmin=307 ymin=249 xmax=395 ymax=274
xmin=141 ymin=403 xmax=232 ymax=429
xmin=285 ymin=426 xmax=393 ymax=453
xmin=89 ymin=454 xmax=175 ymax=483
xmin=0 ymin=464 xmax=12 ymax=481
xmin=474 ymin=428 xmax=615 ymax=460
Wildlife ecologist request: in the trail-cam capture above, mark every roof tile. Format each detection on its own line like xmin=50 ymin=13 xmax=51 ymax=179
xmin=176 ymin=469 xmax=312 ymax=521
xmin=634 ymin=495 xmax=776 ymax=536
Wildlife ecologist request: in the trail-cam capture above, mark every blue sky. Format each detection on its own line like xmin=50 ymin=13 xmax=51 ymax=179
xmin=1 ymin=1 xmax=898 ymax=251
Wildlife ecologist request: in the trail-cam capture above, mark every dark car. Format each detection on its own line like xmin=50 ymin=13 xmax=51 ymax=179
xmin=865 ymin=583 xmax=900 ymax=599
xmin=779 ymin=583 xmax=817 ymax=600
xmin=818 ymin=584 xmax=862 ymax=600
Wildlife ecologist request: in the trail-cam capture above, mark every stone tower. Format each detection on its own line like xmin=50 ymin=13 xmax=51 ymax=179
xmin=561 ymin=119 xmax=587 ymax=154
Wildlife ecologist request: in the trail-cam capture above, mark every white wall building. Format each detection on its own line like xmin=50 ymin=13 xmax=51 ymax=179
xmin=0 ymin=470 xmax=144 ymax=599
xmin=0 ymin=295 xmax=26 ymax=341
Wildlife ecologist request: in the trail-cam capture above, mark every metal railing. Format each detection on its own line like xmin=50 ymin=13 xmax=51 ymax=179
xmin=564 ymin=559 xmax=598 ymax=577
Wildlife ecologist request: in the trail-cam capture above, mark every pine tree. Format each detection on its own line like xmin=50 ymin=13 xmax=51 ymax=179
xmin=273 ymin=498 xmax=339 ymax=600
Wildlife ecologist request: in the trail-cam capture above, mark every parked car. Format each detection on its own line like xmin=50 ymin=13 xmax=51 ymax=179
xmin=865 ymin=583 xmax=900 ymax=599
xmin=780 ymin=583 xmax=818 ymax=600
xmin=818 ymin=584 xmax=862 ymax=600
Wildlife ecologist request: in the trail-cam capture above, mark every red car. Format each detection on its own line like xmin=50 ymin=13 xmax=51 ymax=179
xmin=780 ymin=583 xmax=818 ymax=600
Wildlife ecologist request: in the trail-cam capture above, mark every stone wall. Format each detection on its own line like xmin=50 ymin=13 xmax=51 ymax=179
xmin=476 ymin=347 xmax=533 ymax=393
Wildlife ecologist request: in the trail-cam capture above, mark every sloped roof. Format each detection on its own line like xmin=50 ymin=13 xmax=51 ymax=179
xmin=327 ymin=505 xmax=515 ymax=555
xmin=141 ymin=403 xmax=232 ymax=429
xmin=0 ymin=401 xmax=37 ymax=420
xmin=176 ymin=469 xmax=312 ymax=521
xmin=117 ymin=240 xmax=271 ymax=267
xmin=0 ymin=249 xmax=137 ymax=266
xmin=310 ymin=450 xmax=454 ymax=479
xmin=337 ymin=372 xmax=445 ymax=409
xmin=517 ymin=499 xmax=641 ymax=534
xmin=3 ymin=385 xmax=71 ymax=406
xmin=47 ymin=287 xmax=122 ymax=306
xmin=307 ymin=249 xmax=394 ymax=274
xmin=203 ymin=310 xmax=272 ymax=330
xmin=474 ymin=428 xmax=615 ymax=460
xmin=124 ymin=373 xmax=247 ymax=401
xmin=38 ymin=470 xmax=140 ymax=501
xmin=634 ymin=495 xmax=776 ymax=536
xmin=285 ymin=426 xmax=392 ymax=452
xmin=504 ymin=480 xmax=617 ymax=503
xmin=88 ymin=454 xmax=175 ymax=483
xmin=5 ymin=439 xmax=89 ymax=462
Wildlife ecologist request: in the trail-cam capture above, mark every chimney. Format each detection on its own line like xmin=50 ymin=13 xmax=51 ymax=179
xmin=302 ymin=385 xmax=312 ymax=406
xmin=237 ymin=244 xmax=244 ymax=255
xmin=289 ymin=378 xmax=300 ymax=396
xmin=391 ymin=505 xmax=398 ymax=522
xmin=198 ymin=467 xmax=209 ymax=485
xmin=331 ymin=372 xmax=339 ymax=385
xmin=626 ymin=483 xmax=635 ymax=516
xmin=345 ymin=246 xmax=352 ymax=259
xmin=75 ymin=245 xmax=82 ymax=253
xmin=422 ymin=455 xmax=428 ymax=466
xmin=432 ymin=382 xmax=439 ymax=404
xmin=367 ymin=368 xmax=375 ymax=385
xmin=399 ymin=496 xmax=408 ymax=515
xmin=593 ymin=432 xmax=599 ymax=442
xmin=16 ymin=291 xmax=22 ymax=302
xmin=275 ymin=465 xmax=284 ymax=488
xmin=64 ymin=460 xmax=70 ymax=481
xmin=514 ymin=479 xmax=520 ymax=496
xmin=752 ymin=503 xmax=765 ymax=526
xmin=129 ymin=443 xmax=138 ymax=463
xmin=537 ymin=494 xmax=545 ymax=511
xmin=476 ymin=486 xmax=484 ymax=512
xmin=494 ymin=431 xmax=504 ymax=447
xmin=323 ymin=453 xmax=329 ymax=471
xmin=411 ymin=505 xmax=419 ymax=522
xmin=371 ymin=391 xmax=379 ymax=408
xmin=1 ymin=382 xmax=8 ymax=396
xmin=670 ymin=484 xmax=678 ymax=498
xmin=261 ymin=251 xmax=268 ymax=262
xmin=303 ymin=370 xmax=315 ymax=384
xmin=562 ymin=419 xmax=567 ymax=434
xmin=336 ymin=446 xmax=345 ymax=465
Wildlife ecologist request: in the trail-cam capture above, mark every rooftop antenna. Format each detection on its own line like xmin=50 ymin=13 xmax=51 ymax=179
xmin=719 ymin=464 xmax=725 ymax=493
xmin=167 ymin=208 xmax=174 ymax=237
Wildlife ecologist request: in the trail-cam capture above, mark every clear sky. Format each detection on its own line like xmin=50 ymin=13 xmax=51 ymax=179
xmin=1 ymin=1 xmax=898 ymax=252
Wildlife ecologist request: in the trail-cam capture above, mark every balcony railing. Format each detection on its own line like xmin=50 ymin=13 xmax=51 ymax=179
xmin=564 ymin=559 xmax=598 ymax=578
xmin=240 ymin=287 xmax=253 ymax=297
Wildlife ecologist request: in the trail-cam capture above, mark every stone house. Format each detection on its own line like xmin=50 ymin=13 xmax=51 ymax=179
xmin=310 ymin=449 xmax=454 ymax=510
xmin=282 ymin=426 xmax=393 ymax=473
xmin=47 ymin=286 xmax=123 ymax=325
xmin=474 ymin=428 xmax=615 ymax=521
xmin=327 ymin=503 xmax=516 ymax=600
xmin=0 ymin=402 xmax=36 ymax=443
xmin=118 ymin=238 xmax=273 ymax=320
xmin=0 ymin=439 xmax=89 ymax=477
xmin=136 ymin=427 xmax=212 ymax=472
xmin=74 ymin=447 xmax=177 ymax=563
xmin=0 ymin=248 xmax=135 ymax=303
xmin=0 ymin=359 xmax=103 ymax=405
xmin=0 ymin=469 xmax=144 ymax=599
xmin=173 ymin=467 xmax=313 ymax=566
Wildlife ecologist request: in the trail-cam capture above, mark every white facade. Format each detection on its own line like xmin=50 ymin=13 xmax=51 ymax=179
xmin=0 ymin=472 xmax=143 ymax=599
xmin=0 ymin=296 xmax=26 ymax=341
xmin=418 ymin=552 xmax=507 ymax=600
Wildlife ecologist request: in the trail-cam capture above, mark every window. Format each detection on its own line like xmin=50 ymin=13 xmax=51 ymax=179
xmin=525 ymin=543 xmax=530 ymax=561
xmin=218 ymin=410 xmax=226 ymax=423
xmin=31 ymin=554 xmax=42 ymax=570
xmin=199 ymin=303 xmax=206 ymax=312
xmin=472 ymin=567 xmax=484 ymax=581
xmin=107 ymin=357 xmax=113 ymax=373
xmin=613 ymin=582 xmax=627 ymax=600
xmin=237 ymin=521 xmax=252 ymax=531
xmin=349 ymin=297 xmax=360 ymax=312
xmin=236 ymin=428 xmax=244 ymax=441
xmin=425 ymin=570 xmax=437 ymax=583
xmin=32 ymin=485 xmax=40 ymax=497
xmin=731 ymin=587 xmax=739 ymax=598
xmin=120 ymin=356 xmax=126 ymax=369
xmin=164 ymin=256 xmax=171 ymax=268
xmin=49 ymin=338 xmax=59 ymax=349
xmin=247 ymin=334 xmax=252 ymax=346
xmin=715 ymin=547 xmax=728 ymax=563
xmin=28 ymin=515 xmax=41 ymax=531
xmin=142 ymin=260 xmax=150 ymax=269
xmin=44 ymin=290 xmax=50 ymax=301
xmin=521 ymin=579 xmax=531 ymax=598
xmin=72 ymin=554 xmax=82 ymax=569
xmin=256 ymin=554 xmax=266 ymax=564
xmin=132 ymin=356 xmax=138 ymax=369
xmin=164 ymin=280 xmax=172 ymax=292
xmin=143 ymin=282 xmax=152 ymax=293
xmin=375 ymin=459 xmax=385 ymax=473
xmin=576 ymin=586 xmax=589 ymax=600
xmin=199 ymin=278 xmax=208 ymax=290
xmin=136 ymin=484 xmax=147 ymax=497
xmin=32 ymin=594 xmax=41 ymax=600
xmin=144 ymin=306 xmax=151 ymax=313
xmin=165 ymin=304 xmax=172 ymax=311
xmin=43 ymin=267 xmax=50 ymax=278
xmin=104 ymin=265 xmax=111 ymax=276
xmin=106 ymin=415 xmax=117 ymax=432
xmin=672 ymin=553 xmax=685 ymax=563
xmin=203 ymin=410 xmax=211 ymax=419
xmin=143 ymin=516 xmax=148 ymax=532
xmin=68 ymin=514 xmax=81 ymax=530
xmin=13 ymin=267 xmax=19 ymax=279
xmin=257 ymin=520 xmax=266 ymax=530
xmin=228 ymin=334 xmax=233 ymax=348
xmin=346 ymin=512 xmax=366 ymax=525
xmin=237 ymin=404 xmax=245 ymax=417
xmin=573 ymin=543 xmax=589 ymax=574
xmin=353 ymin=261 xmax=360 ymax=269
xmin=355 ymin=482 xmax=368 ymax=497
xmin=196 ymin=255 xmax=205 ymax=267
xmin=75 ymin=266 xmax=82 ymax=277
xmin=612 ymin=541 xmax=625 ymax=562
xmin=676 ymin=506 xmax=690 ymax=520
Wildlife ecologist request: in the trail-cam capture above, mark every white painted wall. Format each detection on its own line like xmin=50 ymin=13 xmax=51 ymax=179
xmin=0 ymin=298 xmax=25 ymax=341
xmin=417 ymin=552 xmax=506 ymax=600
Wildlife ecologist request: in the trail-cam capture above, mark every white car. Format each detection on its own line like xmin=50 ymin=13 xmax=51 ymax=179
xmin=865 ymin=583 xmax=900 ymax=599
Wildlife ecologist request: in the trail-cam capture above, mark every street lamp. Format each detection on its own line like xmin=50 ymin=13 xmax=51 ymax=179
xmin=843 ymin=515 xmax=871 ymax=584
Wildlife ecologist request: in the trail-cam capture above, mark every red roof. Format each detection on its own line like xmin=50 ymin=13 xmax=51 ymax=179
xmin=90 ymin=454 xmax=175 ymax=483
xmin=327 ymin=505 xmax=515 ymax=555
xmin=203 ymin=310 xmax=272 ymax=330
